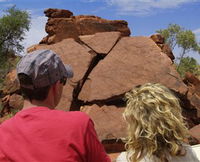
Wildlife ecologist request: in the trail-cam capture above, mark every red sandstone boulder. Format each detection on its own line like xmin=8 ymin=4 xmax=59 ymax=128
xmin=157 ymin=44 xmax=175 ymax=61
xmin=79 ymin=32 xmax=121 ymax=54
xmin=44 ymin=8 xmax=73 ymax=18
xmin=2 ymin=70 xmax=20 ymax=94
xmin=9 ymin=94 xmax=24 ymax=110
xmin=79 ymin=36 xmax=187 ymax=102
xmin=42 ymin=18 xmax=79 ymax=44
xmin=74 ymin=15 xmax=130 ymax=37
xmin=40 ymin=9 xmax=130 ymax=44
xmin=150 ymin=33 xmax=164 ymax=44
xmin=81 ymin=104 xmax=126 ymax=141
xmin=183 ymin=72 xmax=200 ymax=116
xmin=190 ymin=124 xmax=200 ymax=144
xmin=184 ymin=72 xmax=200 ymax=92
xmin=150 ymin=34 xmax=175 ymax=61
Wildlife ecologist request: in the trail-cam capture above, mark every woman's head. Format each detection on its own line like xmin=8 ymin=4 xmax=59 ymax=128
xmin=123 ymin=83 xmax=189 ymax=162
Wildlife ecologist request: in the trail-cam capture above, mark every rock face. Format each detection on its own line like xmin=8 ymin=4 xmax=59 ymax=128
xmin=79 ymin=32 xmax=121 ymax=55
xmin=2 ymin=70 xmax=20 ymax=94
xmin=44 ymin=8 xmax=73 ymax=18
xmin=79 ymin=36 xmax=186 ymax=103
xmin=183 ymin=72 xmax=200 ymax=118
xmin=1 ymin=9 xmax=200 ymax=152
xmin=40 ymin=9 xmax=130 ymax=44
xmin=190 ymin=124 xmax=200 ymax=144
xmin=150 ymin=34 xmax=175 ymax=61
xmin=81 ymin=105 xmax=126 ymax=140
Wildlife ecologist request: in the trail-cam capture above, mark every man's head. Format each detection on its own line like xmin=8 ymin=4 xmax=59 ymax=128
xmin=17 ymin=49 xmax=73 ymax=105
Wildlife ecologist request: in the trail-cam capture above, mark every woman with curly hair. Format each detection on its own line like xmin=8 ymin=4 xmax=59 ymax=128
xmin=117 ymin=83 xmax=199 ymax=162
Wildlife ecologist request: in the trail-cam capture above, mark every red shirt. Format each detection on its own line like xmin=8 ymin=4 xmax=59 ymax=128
xmin=0 ymin=107 xmax=111 ymax=162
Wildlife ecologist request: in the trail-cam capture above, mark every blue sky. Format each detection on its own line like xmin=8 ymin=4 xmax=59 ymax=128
xmin=0 ymin=0 xmax=200 ymax=62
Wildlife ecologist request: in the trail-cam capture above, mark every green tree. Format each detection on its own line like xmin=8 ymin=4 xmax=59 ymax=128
xmin=0 ymin=6 xmax=30 ymax=84
xmin=177 ymin=57 xmax=200 ymax=78
xmin=156 ymin=24 xmax=200 ymax=63
xmin=0 ymin=6 xmax=30 ymax=56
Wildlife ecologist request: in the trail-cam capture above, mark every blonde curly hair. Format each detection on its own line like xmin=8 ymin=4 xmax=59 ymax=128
xmin=123 ymin=83 xmax=189 ymax=162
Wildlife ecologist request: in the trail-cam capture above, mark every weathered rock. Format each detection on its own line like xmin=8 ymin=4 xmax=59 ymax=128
xmin=150 ymin=34 xmax=175 ymax=61
xmin=183 ymin=72 xmax=200 ymax=113
xmin=150 ymin=33 xmax=164 ymax=44
xmin=81 ymin=105 xmax=126 ymax=141
xmin=79 ymin=32 xmax=121 ymax=54
xmin=0 ymin=95 xmax=10 ymax=116
xmin=40 ymin=9 xmax=130 ymax=44
xmin=187 ymin=93 xmax=200 ymax=112
xmin=184 ymin=72 xmax=200 ymax=93
xmin=158 ymin=44 xmax=175 ymax=61
xmin=42 ymin=18 xmax=79 ymax=44
xmin=9 ymin=94 xmax=24 ymax=110
xmin=79 ymin=36 xmax=187 ymax=102
xmin=75 ymin=15 xmax=130 ymax=37
xmin=189 ymin=124 xmax=200 ymax=144
xmin=3 ymin=70 xmax=20 ymax=94
xmin=44 ymin=8 xmax=73 ymax=18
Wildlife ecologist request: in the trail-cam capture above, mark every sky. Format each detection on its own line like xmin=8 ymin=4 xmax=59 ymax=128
xmin=0 ymin=0 xmax=200 ymax=62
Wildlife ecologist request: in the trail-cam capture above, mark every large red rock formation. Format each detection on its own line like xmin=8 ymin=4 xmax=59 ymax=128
xmin=81 ymin=105 xmax=126 ymax=141
xmin=40 ymin=8 xmax=130 ymax=44
xmin=1 ymin=9 xmax=200 ymax=153
xmin=79 ymin=36 xmax=186 ymax=103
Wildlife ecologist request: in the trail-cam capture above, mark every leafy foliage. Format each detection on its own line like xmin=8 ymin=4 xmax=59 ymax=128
xmin=177 ymin=30 xmax=199 ymax=60
xmin=156 ymin=24 xmax=182 ymax=50
xmin=156 ymin=24 xmax=200 ymax=77
xmin=176 ymin=57 xmax=200 ymax=78
xmin=156 ymin=24 xmax=200 ymax=62
xmin=0 ymin=6 xmax=30 ymax=56
xmin=0 ymin=6 xmax=30 ymax=86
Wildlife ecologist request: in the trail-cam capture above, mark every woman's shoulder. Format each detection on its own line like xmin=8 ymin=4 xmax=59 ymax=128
xmin=116 ymin=152 xmax=157 ymax=162
xmin=191 ymin=144 xmax=200 ymax=160
xmin=116 ymin=152 xmax=127 ymax=162
xmin=116 ymin=145 xmax=200 ymax=162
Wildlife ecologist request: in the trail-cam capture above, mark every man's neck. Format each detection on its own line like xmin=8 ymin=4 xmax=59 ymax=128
xmin=22 ymin=85 xmax=57 ymax=110
xmin=22 ymin=99 xmax=55 ymax=110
